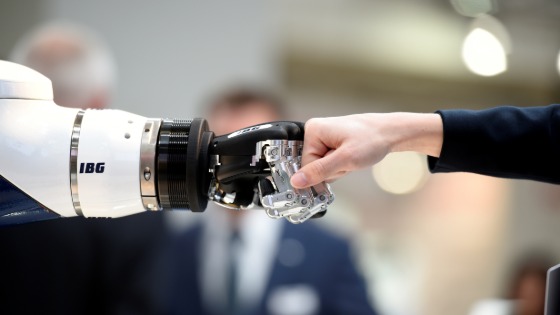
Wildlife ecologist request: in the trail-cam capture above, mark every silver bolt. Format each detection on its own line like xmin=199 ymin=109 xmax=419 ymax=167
xmin=270 ymin=148 xmax=278 ymax=155
xmin=301 ymin=199 xmax=308 ymax=205
xmin=319 ymin=195 xmax=326 ymax=201
xmin=286 ymin=193 xmax=293 ymax=199
xmin=144 ymin=167 xmax=151 ymax=181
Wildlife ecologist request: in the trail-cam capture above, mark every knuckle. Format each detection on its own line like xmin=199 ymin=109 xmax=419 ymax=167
xmin=306 ymin=117 xmax=319 ymax=127
xmin=305 ymin=118 xmax=323 ymax=132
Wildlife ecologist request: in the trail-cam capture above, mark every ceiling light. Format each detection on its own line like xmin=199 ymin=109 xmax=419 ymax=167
xmin=557 ymin=50 xmax=560 ymax=78
xmin=462 ymin=27 xmax=507 ymax=76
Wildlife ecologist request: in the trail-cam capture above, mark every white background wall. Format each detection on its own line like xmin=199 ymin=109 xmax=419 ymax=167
xmin=42 ymin=0 xmax=280 ymax=118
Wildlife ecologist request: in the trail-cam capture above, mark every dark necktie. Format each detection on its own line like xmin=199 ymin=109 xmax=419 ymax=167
xmin=226 ymin=230 xmax=241 ymax=315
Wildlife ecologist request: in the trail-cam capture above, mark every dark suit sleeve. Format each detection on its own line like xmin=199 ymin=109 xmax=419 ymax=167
xmin=324 ymin=239 xmax=378 ymax=315
xmin=428 ymin=104 xmax=560 ymax=184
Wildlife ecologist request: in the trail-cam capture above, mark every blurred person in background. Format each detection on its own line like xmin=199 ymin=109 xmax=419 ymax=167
xmin=167 ymin=87 xmax=378 ymax=315
xmin=0 ymin=21 xmax=168 ymax=314
xmin=506 ymin=255 xmax=551 ymax=315
xmin=10 ymin=21 xmax=116 ymax=109
xmin=469 ymin=254 xmax=552 ymax=315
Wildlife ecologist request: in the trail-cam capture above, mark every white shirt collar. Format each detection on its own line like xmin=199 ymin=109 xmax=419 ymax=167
xmin=200 ymin=205 xmax=284 ymax=313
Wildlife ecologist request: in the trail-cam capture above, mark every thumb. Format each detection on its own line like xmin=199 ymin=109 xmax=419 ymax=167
xmin=291 ymin=151 xmax=344 ymax=188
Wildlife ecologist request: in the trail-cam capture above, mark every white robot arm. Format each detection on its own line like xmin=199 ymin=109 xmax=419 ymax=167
xmin=0 ymin=60 xmax=333 ymax=226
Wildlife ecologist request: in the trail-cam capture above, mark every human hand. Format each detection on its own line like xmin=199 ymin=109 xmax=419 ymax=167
xmin=290 ymin=113 xmax=443 ymax=189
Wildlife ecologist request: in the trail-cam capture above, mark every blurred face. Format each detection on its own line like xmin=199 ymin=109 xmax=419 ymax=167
xmin=207 ymin=101 xmax=279 ymax=222
xmin=516 ymin=272 xmax=546 ymax=315
xmin=208 ymin=101 xmax=279 ymax=136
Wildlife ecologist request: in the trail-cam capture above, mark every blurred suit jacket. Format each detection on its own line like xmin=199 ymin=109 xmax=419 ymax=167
xmin=167 ymin=210 xmax=378 ymax=315
xmin=0 ymin=212 xmax=169 ymax=315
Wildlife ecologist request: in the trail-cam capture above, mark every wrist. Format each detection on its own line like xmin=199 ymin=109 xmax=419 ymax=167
xmin=387 ymin=112 xmax=443 ymax=157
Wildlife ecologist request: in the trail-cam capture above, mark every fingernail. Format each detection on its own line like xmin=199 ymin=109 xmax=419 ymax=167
xmin=291 ymin=172 xmax=308 ymax=188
